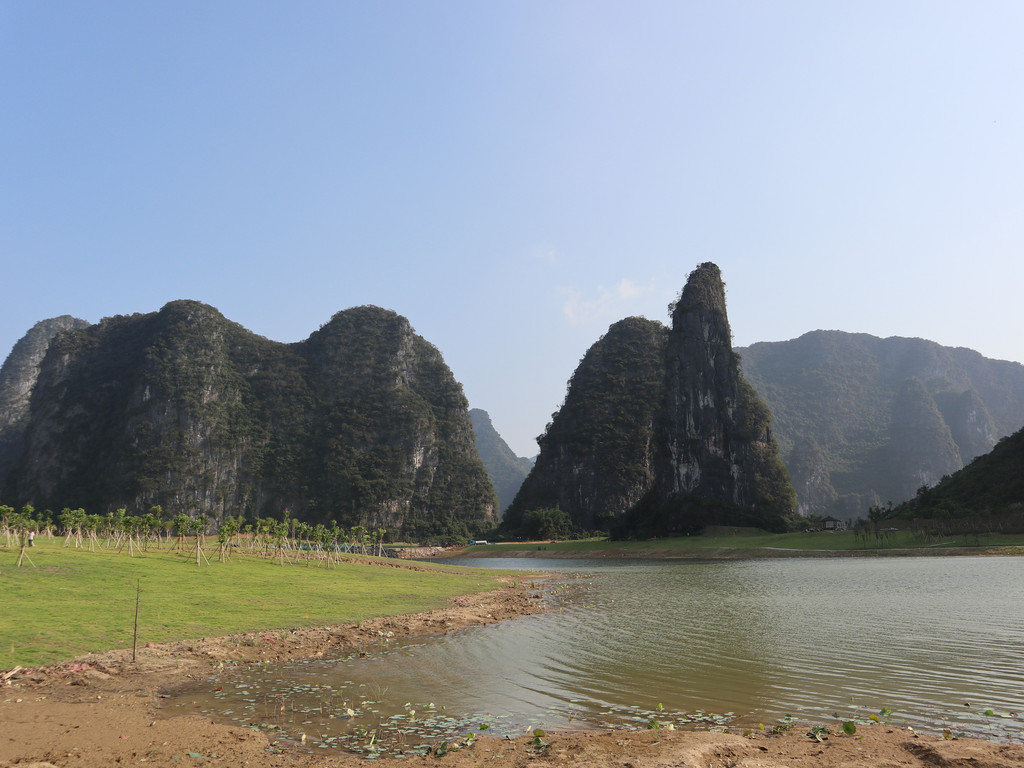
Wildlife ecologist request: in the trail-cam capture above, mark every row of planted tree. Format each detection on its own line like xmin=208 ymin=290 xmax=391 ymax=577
xmin=0 ymin=503 xmax=388 ymax=567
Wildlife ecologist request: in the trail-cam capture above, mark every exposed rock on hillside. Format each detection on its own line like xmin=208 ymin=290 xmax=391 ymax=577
xmin=786 ymin=437 xmax=838 ymax=516
xmin=888 ymin=377 xmax=962 ymax=499
xmin=935 ymin=387 xmax=997 ymax=464
xmin=1 ymin=301 xmax=495 ymax=540
xmin=469 ymin=409 xmax=532 ymax=514
xmin=505 ymin=264 xmax=794 ymax=536
xmin=643 ymin=263 xmax=793 ymax=533
xmin=0 ymin=315 xmax=90 ymax=480
xmin=737 ymin=331 xmax=1024 ymax=516
xmin=894 ymin=424 xmax=1024 ymax=521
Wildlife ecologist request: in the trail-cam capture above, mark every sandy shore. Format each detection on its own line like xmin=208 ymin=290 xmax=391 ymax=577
xmin=2 ymin=567 xmax=1022 ymax=767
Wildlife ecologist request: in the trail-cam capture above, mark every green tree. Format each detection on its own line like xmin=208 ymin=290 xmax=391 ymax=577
xmin=217 ymin=517 xmax=240 ymax=562
xmin=522 ymin=507 xmax=573 ymax=540
xmin=12 ymin=505 xmax=36 ymax=567
xmin=172 ymin=513 xmax=191 ymax=551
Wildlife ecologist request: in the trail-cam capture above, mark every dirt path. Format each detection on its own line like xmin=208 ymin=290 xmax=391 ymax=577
xmin=3 ymin=579 xmax=1022 ymax=767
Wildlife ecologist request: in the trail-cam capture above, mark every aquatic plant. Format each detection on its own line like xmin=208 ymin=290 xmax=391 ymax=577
xmin=530 ymin=728 xmax=549 ymax=751
xmin=806 ymin=725 xmax=831 ymax=742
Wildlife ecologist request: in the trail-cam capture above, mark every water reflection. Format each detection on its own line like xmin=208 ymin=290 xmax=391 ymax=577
xmin=164 ymin=556 xmax=1024 ymax=751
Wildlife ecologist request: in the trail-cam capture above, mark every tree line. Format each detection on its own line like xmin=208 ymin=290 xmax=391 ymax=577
xmin=0 ymin=503 xmax=389 ymax=567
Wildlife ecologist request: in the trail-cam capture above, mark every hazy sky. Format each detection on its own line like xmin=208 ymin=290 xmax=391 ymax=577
xmin=3 ymin=1 xmax=1023 ymax=457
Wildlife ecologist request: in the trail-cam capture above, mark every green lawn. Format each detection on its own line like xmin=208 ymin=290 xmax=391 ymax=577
xmin=468 ymin=526 xmax=1024 ymax=555
xmin=0 ymin=538 xmax=510 ymax=669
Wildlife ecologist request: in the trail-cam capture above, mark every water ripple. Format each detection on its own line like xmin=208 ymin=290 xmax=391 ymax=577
xmin=164 ymin=556 xmax=1024 ymax=750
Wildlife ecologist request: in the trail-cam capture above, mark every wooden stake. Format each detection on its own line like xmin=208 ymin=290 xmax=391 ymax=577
xmin=132 ymin=579 xmax=141 ymax=663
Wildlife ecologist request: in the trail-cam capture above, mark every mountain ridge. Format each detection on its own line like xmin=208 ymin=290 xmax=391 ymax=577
xmin=1 ymin=300 xmax=496 ymax=541
xmin=737 ymin=329 xmax=1024 ymax=516
xmin=5 ymin=309 xmax=1023 ymax=533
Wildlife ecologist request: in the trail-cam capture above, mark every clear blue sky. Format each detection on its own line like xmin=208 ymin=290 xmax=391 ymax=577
xmin=3 ymin=1 xmax=1023 ymax=457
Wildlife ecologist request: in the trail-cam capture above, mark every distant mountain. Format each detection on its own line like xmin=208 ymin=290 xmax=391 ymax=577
xmin=1 ymin=301 xmax=496 ymax=541
xmin=891 ymin=426 xmax=1024 ymax=522
xmin=469 ymin=408 xmax=532 ymax=515
xmin=737 ymin=331 xmax=1024 ymax=517
xmin=505 ymin=263 xmax=794 ymax=537
xmin=0 ymin=315 xmax=90 ymax=480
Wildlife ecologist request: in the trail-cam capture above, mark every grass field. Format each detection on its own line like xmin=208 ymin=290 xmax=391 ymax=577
xmin=468 ymin=526 xmax=1024 ymax=555
xmin=0 ymin=537 xmax=510 ymax=669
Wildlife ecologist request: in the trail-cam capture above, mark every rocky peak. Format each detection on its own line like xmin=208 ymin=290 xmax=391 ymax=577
xmin=660 ymin=262 xmax=740 ymax=495
xmin=737 ymin=331 xmax=1024 ymax=517
xmin=307 ymin=306 xmax=424 ymax=391
xmin=648 ymin=262 xmax=793 ymax=532
xmin=670 ymin=261 xmax=731 ymax=335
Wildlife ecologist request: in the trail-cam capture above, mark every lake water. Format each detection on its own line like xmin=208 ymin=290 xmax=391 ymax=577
xmin=163 ymin=556 xmax=1024 ymax=752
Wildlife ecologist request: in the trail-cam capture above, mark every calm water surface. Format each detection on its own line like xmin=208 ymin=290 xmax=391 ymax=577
xmin=165 ymin=556 xmax=1024 ymax=751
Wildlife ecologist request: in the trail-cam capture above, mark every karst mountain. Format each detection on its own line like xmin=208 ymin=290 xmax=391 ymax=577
xmin=504 ymin=263 xmax=795 ymax=537
xmin=0 ymin=301 xmax=496 ymax=541
xmin=5 ymin=274 xmax=1024 ymax=539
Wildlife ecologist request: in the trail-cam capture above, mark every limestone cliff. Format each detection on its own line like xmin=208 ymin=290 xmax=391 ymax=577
xmin=2 ymin=301 xmax=495 ymax=540
xmin=934 ymin=388 xmax=997 ymax=465
xmin=0 ymin=315 xmax=90 ymax=481
xmin=780 ymin=437 xmax=838 ymax=517
xmin=641 ymin=263 xmax=793 ymax=533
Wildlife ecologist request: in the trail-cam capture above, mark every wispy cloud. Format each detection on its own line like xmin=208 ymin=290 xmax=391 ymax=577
xmin=530 ymin=245 xmax=559 ymax=265
xmin=562 ymin=278 xmax=653 ymax=326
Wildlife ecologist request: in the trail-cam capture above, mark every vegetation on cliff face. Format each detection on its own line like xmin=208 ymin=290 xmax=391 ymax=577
xmin=469 ymin=408 xmax=532 ymax=514
xmin=1 ymin=301 xmax=495 ymax=541
xmin=737 ymin=331 xmax=1024 ymax=517
xmin=505 ymin=264 xmax=795 ymax=538
xmin=504 ymin=316 xmax=669 ymax=534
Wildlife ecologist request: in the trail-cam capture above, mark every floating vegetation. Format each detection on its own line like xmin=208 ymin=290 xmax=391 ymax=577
xmin=817 ymin=702 xmax=1024 ymax=743
xmin=166 ymin=660 xmax=739 ymax=758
